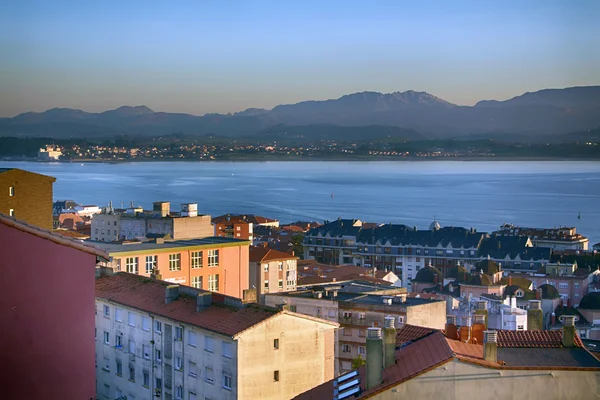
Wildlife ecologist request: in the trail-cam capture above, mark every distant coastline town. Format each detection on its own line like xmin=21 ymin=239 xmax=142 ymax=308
xmin=3 ymin=167 xmax=600 ymax=399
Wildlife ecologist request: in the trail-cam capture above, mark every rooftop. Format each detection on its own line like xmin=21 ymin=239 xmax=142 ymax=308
xmin=249 ymin=246 xmax=298 ymax=263
xmin=0 ymin=167 xmax=57 ymax=182
xmin=297 ymin=264 xmax=395 ymax=286
xmin=89 ymin=236 xmax=250 ymax=255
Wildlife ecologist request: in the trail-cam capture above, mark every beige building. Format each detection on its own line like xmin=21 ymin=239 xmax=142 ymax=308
xmin=249 ymin=246 xmax=298 ymax=299
xmin=265 ymin=281 xmax=446 ymax=375
xmin=296 ymin=320 xmax=600 ymax=400
xmin=96 ymin=272 xmax=338 ymax=400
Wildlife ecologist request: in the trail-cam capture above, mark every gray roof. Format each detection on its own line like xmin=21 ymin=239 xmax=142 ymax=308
xmin=89 ymin=237 xmax=249 ymax=254
xmin=498 ymin=348 xmax=600 ymax=368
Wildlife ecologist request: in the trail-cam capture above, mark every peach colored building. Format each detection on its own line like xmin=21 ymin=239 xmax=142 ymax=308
xmin=0 ymin=213 xmax=108 ymax=400
xmin=94 ymin=237 xmax=251 ymax=299
xmin=249 ymin=246 xmax=299 ymax=299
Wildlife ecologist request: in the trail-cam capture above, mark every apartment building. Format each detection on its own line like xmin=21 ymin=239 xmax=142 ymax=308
xmin=93 ymin=237 xmax=250 ymax=299
xmin=0 ymin=168 xmax=56 ymax=230
xmin=95 ymin=272 xmax=338 ymax=400
xmin=264 ymin=281 xmax=446 ymax=374
xmin=249 ymin=245 xmax=298 ymax=299
xmin=296 ymin=320 xmax=600 ymax=400
xmin=1 ymin=213 xmax=108 ymax=400
xmin=92 ymin=201 xmax=213 ymax=242
xmin=495 ymin=223 xmax=590 ymax=250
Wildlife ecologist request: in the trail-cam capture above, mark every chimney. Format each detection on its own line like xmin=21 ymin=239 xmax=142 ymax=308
xmin=433 ymin=273 xmax=439 ymax=285
xmin=510 ymin=296 xmax=517 ymax=310
xmin=476 ymin=300 xmax=487 ymax=311
xmin=196 ymin=292 xmax=212 ymax=312
xmin=551 ymin=312 xmax=556 ymax=325
xmin=527 ymin=300 xmax=543 ymax=331
xmin=314 ymin=291 xmax=323 ymax=299
xmin=508 ymin=275 xmax=512 ymax=287
xmin=366 ymin=327 xmax=383 ymax=390
xmin=165 ymin=285 xmax=180 ymax=304
xmin=483 ymin=330 xmax=498 ymax=363
xmin=445 ymin=315 xmax=458 ymax=339
xmin=383 ymin=316 xmax=396 ymax=368
xmin=561 ymin=315 xmax=576 ymax=347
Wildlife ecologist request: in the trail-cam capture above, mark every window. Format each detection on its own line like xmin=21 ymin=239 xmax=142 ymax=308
xmin=188 ymin=331 xmax=197 ymax=347
xmin=155 ymin=320 xmax=162 ymax=334
xmin=155 ymin=349 xmax=162 ymax=362
xmin=188 ymin=361 xmax=198 ymax=378
xmin=128 ymin=340 xmax=135 ymax=354
xmin=145 ymin=255 xmax=156 ymax=274
xmin=127 ymin=312 xmax=135 ymax=327
xmin=342 ymin=344 xmax=351 ymax=353
xmin=575 ymin=293 xmax=580 ymax=298
xmin=208 ymin=249 xmax=219 ymax=267
xmin=205 ymin=367 xmax=215 ymax=383
xmin=559 ymin=282 xmax=569 ymax=289
xmin=103 ymin=384 xmax=110 ymax=397
xmin=188 ymin=391 xmax=197 ymax=400
xmin=358 ymin=346 xmax=366 ymax=355
xmin=204 ymin=336 xmax=214 ymax=352
xmin=274 ymin=339 xmax=279 ymax=349
xmin=104 ymin=331 xmax=110 ymax=344
xmin=143 ymin=345 xmax=150 ymax=359
xmin=103 ymin=304 xmax=110 ymax=317
xmin=103 ymin=357 xmax=110 ymax=372
xmin=343 ymin=328 xmax=352 ymax=336
xmin=208 ymin=274 xmax=219 ymax=292
xmin=175 ymin=326 xmax=183 ymax=341
xmin=517 ymin=324 xmax=525 ymax=331
xmin=264 ymin=280 xmax=269 ymax=292
xmin=155 ymin=377 xmax=162 ymax=390
xmin=398 ymin=316 xmax=405 ymax=324
xmin=9 ymin=187 xmax=14 ymax=196
xmin=175 ymin=356 xmax=182 ymax=370
xmin=191 ymin=251 xmax=203 ymax=268
xmin=289 ymin=305 xmax=297 ymax=312
xmin=316 ymin=307 xmax=322 ymax=317
xmin=328 ymin=309 xmax=336 ymax=318
xmin=169 ymin=253 xmax=181 ymax=271
xmin=274 ymin=370 xmax=280 ymax=382
xmin=116 ymin=359 xmax=122 ymax=376
xmin=143 ymin=371 xmax=150 ymax=387
xmin=222 ymin=341 xmax=232 ymax=358
xmin=142 ymin=316 xmax=150 ymax=331
xmin=191 ymin=276 xmax=203 ymax=289
xmin=115 ymin=334 xmax=123 ymax=348
xmin=263 ymin=264 xmax=269 ymax=272
xmin=95 ymin=328 xmax=97 ymax=340
xmin=574 ymin=282 xmax=580 ymax=288
xmin=278 ymin=279 xmax=283 ymax=289
xmin=278 ymin=262 xmax=283 ymax=271
xmin=358 ymin=312 xmax=366 ymax=320
xmin=116 ymin=259 xmax=121 ymax=271
xmin=115 ymin=308 xmax=123 ymax=322
xmin=129 ymin=365 xmax=135 ymax=381
xmin=126 ymin=257 xmax=138 ymax=274
xmin=175 ymin=385 xmax=183 ymax=400
xmin=223 ymin=374 xmax=232 ymax=390
xmin=9 ymin=209 xmax=14 ymax=217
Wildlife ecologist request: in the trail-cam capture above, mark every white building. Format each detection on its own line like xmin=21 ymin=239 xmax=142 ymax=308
xmin=37 ymin=146 xmax=62 ymax=160
xmin=95 ymin=272 xmax=338 ymax=400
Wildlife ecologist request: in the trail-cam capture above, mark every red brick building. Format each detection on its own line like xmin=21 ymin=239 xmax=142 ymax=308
xmin=0 ymin=213 xmax=108 ymax=400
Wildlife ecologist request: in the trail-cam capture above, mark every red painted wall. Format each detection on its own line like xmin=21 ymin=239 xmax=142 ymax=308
xmin=0 ymin=223 xmax=97 ymax=400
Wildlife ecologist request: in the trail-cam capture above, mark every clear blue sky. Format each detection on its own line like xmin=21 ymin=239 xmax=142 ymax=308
xmin=1 ymin=0 xmax=599 ymax=117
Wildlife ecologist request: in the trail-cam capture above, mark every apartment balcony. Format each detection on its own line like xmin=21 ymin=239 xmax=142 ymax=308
xmin=339 ymin=315 xmax=379 ymax=327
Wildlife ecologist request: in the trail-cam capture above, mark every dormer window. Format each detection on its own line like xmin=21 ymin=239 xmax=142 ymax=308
xmin=516 ymin=289 xmax=524 ymax=298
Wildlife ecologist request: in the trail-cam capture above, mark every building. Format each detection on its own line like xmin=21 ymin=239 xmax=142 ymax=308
xmin=37 ymin=145 xmax=62 ymax=160
xmin=249 ymin=245 xmax=299 ymax=299
xmin=0 ymin=168 xmax=56 ymax=230
xmin=53 ymin=199 xmax=78 ymax=215
xmin=215 ymin=217 xmax=254 ymax=241
xmin=95 ymin=272 xmax=338 ymax=400
xmin=93 ymin=237 xmax=251 ymax=299
xmin=477 ymin=234 xmax=552 ymax=271
xmin=92 ymin=201 xmax=214 ymax=242
xmin=593 ymin=242 xmax=600 ymax=251
xmin=297 ymin=262 xmax=401 ymax=287
xmin=1 ymin=213 xmax=108 ymax=400
xmin=264 ymin=281 xmax=446 ymax=374
xmin=495 ymin=223 xmax=590 ymax=250
xmin=295 ymin=319 xmax=600 ymax=399
xmin=71 ymin=204 xmax=102 ymax=217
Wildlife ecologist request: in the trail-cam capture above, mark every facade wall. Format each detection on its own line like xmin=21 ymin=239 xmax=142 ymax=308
xmin=460 ymin=284 xmax=504 ymax=298
xmin=237 ymin=313 xmax=335 ymax=400
xmin=215 ymin=221 xmax=253 ymax=241
xmin=172 ymin=216 xmax=213 ymax=240
xmin=95 ymin=300 xmax=238 ymax=400
xmin=529 ymin=276 xmax=590 ymax=307
xmin=251 ymin=259 xmax=298 ymax=298
xmin=92 ymin=213 xmax=120 ymax=241
xmin=1 ymin=223 xmax=96 ymax=399
xmin=372 ymin=359 xmax=600 ymax=400
xmin=109 ymin=244 xmax=250 ymax=298
xmin=404 ymin=301 xmax=447 ymax=330
xmin=0 ymin=169 xmax=55 ymax=230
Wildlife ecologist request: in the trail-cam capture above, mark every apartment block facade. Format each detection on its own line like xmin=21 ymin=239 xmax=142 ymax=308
xmin=249 ymin=246 xmax=298 ymax=299
xmin=0 ymin=168 xmax=56 ymax=230
xmin=94 ymin=237 xmax=250 ymax=299
xmin=95 ymin=273 xmax=337 ymax=400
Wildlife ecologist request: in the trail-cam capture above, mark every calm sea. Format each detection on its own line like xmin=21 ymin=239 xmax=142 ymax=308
xmin=3 ymin=160 xmax=600 ymax=244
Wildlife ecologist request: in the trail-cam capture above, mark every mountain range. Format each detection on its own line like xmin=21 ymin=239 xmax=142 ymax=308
xmin=1 ymin=86 xmax=599 ymax=139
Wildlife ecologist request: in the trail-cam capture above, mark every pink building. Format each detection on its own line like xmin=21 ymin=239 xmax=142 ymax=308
xmin=0 ymin=213 xmax=107 ymax=400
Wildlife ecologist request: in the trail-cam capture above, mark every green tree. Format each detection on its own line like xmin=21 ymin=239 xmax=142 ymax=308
xmin=351 ymin=355 xmax=366 ymax=369
xmin=291 ymin=233 xmax=304 ymax=259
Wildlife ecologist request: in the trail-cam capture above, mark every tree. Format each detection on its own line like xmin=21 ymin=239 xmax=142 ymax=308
xmin=351 ymin=355 xmax=366 ymax=369
xmin=291 ymin=233 xmax=304 ymax=259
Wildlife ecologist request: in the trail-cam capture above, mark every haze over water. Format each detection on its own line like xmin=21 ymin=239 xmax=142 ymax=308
xmin=4 ymin=160 xmax=600 ymax=244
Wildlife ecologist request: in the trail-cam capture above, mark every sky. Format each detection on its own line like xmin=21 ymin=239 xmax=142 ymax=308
xmin=1 ymin=0 xmax=599 ymax=117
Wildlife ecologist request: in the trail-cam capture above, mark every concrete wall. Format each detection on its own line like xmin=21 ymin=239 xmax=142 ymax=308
xmin=251 ymin=259 xmax=297 ymax=298
xmin=460 ymin=284 xmax=504 ymax=299
xmin=237 ymin=313 xmax=335 ymax=400
xmin=92 ymin=213 xmax=120 ymax=241
xmin=1 ymin=223 xmax=96 ymax=399
xmin=371 ymin=359 xmax=600 ymax=400
xmin=405 ymin=301 xmax=447 ymax=330
xmin=172 ymin=215 xmax=213 ymax=240
xmin=0 ymin=169 xmax=55 ymax=230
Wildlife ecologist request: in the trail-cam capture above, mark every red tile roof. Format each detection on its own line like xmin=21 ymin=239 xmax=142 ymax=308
xmin=53 ymin=229 xmax=90 ymax=239
xmin=496 ymin=330 xmax=584 ymax=348
xmin=96 ymin=273 xmax=282 ymax=337
xmin=0 ymin=213 xmax=107 ymax=259
xmin=249 ymin=246 xmax=298 ymax=263
xmin=297 ymin=264 xmax=395 ymax=286
xmin=396 ymin=324 xmax=437 ymax=347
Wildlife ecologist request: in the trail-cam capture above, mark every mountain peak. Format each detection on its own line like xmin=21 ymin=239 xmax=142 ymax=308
xmin=107 ymin=105 xmax=155 ymax=116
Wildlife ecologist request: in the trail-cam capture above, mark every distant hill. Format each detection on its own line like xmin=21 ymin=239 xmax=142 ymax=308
xmin=1 ymin=86 xmax=599 ymax=138
xmin=252 ymin=124 xmax=424 ymax=143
